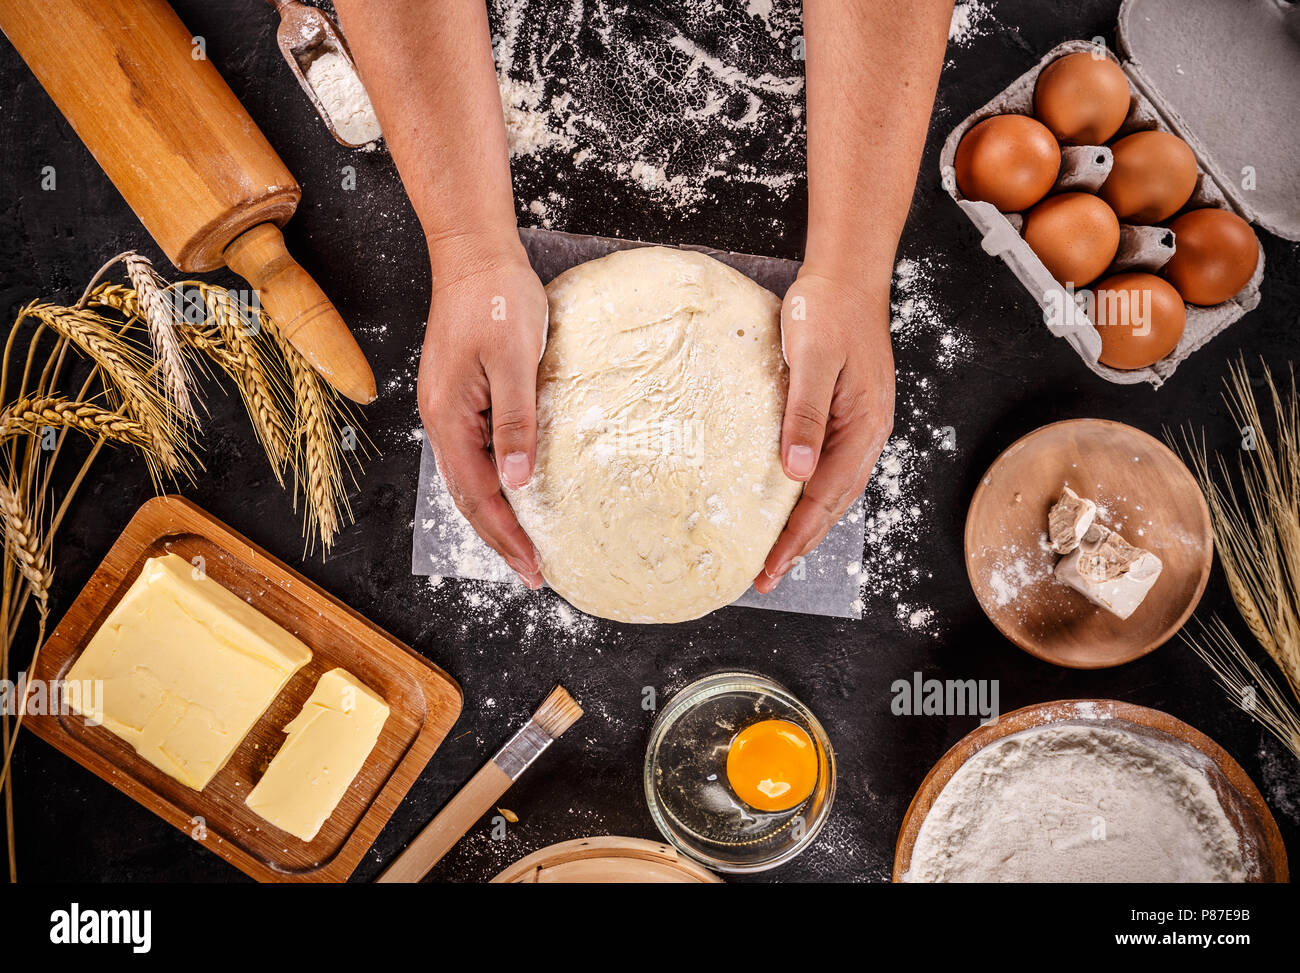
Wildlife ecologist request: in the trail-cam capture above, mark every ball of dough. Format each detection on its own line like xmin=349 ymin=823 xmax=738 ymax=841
xmin=506 ymin=247 xmax=802 ymax=624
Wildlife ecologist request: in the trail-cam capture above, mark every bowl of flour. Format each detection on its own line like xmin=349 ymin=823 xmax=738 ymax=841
xmin=895 ymin=700 xmax=1288 ymax=882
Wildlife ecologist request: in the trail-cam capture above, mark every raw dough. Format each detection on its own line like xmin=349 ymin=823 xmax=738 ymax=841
xmin=506 ymin=246 xmax=801 ymax=623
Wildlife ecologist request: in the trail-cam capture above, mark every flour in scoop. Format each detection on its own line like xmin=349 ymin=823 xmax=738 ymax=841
xmin=304 ymin=43 xmax=383 ymax=146
xmin=905 ymin=722 xmax=1248 ymax=882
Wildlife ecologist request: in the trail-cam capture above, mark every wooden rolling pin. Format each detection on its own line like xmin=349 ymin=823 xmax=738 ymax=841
xmin=0 ymin=0 xmax=376 ymax=404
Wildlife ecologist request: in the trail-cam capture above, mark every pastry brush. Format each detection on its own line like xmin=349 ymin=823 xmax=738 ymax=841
xmin=376 ymin=685 xmax=583 ymax=883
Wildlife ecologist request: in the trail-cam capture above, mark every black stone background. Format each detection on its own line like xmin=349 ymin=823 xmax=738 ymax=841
xmin=1 ymin=0 xmax=1297 ymax=883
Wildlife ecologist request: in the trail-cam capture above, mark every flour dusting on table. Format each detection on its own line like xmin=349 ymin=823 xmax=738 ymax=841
xmin=490 ymin=0 xmax=807 ymax=213
xmin=855 ymin=255 xmax=970 ymax=633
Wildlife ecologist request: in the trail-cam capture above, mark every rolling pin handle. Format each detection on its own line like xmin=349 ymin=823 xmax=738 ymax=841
xmin=224 ymin=223 xmax=377 ymax=405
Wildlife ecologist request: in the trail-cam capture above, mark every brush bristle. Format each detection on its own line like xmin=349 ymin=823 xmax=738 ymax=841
xmin=532 ymin=685 xmax=583 ymax=738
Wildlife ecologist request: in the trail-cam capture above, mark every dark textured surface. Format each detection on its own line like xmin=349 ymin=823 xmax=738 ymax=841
xmin=1 ymin=0 xmax=1297 ymax=883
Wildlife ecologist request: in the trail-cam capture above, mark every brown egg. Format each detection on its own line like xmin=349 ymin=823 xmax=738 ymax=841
xmin=1163 ymin=208 xmax=1259 ymax=305
xmin=1090 ymin=272 xmax=1186 ymax=369
xmin=1034 ymin=52 xmax=1132 ymax=145
xmin=1023 ymin=192 xmax=1120 ymax=287
xmin=1099 ymin=131 xmax=1198 ymax=224
xmin=954 ymin=114 xmax=1061 ymax=212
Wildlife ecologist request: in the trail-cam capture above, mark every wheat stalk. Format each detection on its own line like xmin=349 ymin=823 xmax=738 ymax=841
xmin=199 ymin=285 xmax=291 ymax=482
xmin=0 ymin=395 xmax=153 ymax=451
xmin=1182 ymin=617 xmax=1300 ymax=761
xmin=93 ymin=283 xmax=238 ymax=374
xmin=287 ymin=343 xmax=342 ymax=548
xmin=1179 ymin=357 xmax=1300 ymax=763
xmin=24 ymin=303 xmax=186 ymax=481
xmin=257 ymin=311 xmax=365 ymax=554
xmin=0 ymin=484 xmax=50 ymax=612
xmin=124 ymin=255 xmax=194 ymax=421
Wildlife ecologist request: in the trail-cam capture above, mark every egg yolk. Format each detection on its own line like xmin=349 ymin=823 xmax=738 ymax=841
xmin=725 ymin=719 xmax=818 ymax=812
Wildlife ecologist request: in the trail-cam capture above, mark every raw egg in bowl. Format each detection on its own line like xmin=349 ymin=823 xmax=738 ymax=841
xmin=644 ymin=672 xmax=835 ymax=873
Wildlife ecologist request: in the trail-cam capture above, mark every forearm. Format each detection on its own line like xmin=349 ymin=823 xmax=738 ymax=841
xmin=801 ymin=0 xmax=951 ymax=292
xmin=334 ymin=0 xmax=520 ymax=272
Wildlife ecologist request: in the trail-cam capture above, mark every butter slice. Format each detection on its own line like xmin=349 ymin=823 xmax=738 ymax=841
xmin=64 ymin=553 xmax=312 ymax=790
xmin=245 ymin=668 xmax=389 ymax=841
xmin=1054 ymin=524 xmax=1163 ymax=620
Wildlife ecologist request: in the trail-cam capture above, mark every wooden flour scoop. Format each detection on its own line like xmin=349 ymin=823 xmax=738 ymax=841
xmin=0 ymin=0 xmax=377 ymax=404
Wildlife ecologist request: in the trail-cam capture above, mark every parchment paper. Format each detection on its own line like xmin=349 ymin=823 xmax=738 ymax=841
xmin=410 ymin=228 xmax=868 ymax=620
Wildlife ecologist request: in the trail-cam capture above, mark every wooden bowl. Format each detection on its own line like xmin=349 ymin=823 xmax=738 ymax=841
xmin=893 ymin=700 xmax=1289 ymax=883
xmin=965 ymin=418 xmax=1212 ymax=668
xmin=491 ymin=836 xmax=723 ymax=883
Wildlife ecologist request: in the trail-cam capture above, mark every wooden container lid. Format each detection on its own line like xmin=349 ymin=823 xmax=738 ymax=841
xmin=492 ymin=837 xmax=723 ymax=884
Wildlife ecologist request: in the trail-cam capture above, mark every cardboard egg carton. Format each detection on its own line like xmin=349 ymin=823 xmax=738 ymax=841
xmin=939 ymin=0 xmax=1299 ymax=387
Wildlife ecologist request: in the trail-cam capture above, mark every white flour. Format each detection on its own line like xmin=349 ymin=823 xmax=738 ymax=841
xmin=854 ymin=256 xmax=971 ymax=632
xmin=906 ymin=723 xmax=1248 ymax=883
xmin=948 ymin=1 xmax=993 ymax=47
xmin=490 ymin=0 xmax=806 ymax=211
xmin=304 ymin=44 xmax=383 ymax=145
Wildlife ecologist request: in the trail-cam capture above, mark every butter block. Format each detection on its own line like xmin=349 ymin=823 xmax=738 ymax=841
xmin=64 ymin=553 xmax=313 ymax=790
xmin=1054 ymin=524 xmax=1163 ymax=620
xmin=246 ymin=668 xmax=389 ymax=842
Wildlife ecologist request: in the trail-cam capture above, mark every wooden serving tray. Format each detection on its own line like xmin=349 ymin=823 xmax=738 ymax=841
xmin=26 ymin=496 xmax=461 ymax=883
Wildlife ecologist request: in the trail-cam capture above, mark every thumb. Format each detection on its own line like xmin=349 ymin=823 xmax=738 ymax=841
xmin=487 ymin=352 xmax=539 ymax=490
xmin=779 ymin=300 xmax=839 ymax=483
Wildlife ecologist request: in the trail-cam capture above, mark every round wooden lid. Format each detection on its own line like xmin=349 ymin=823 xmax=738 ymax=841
xmin=491 ymin=836 xmax=723 ymax=883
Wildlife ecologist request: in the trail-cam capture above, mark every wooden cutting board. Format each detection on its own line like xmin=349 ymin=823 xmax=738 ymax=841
xmin=25 ymin=496 xmax=461 ymax=883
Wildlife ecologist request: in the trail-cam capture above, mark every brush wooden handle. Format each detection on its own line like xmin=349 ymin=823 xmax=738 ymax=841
xmin=225 ymin=224 xmax=376 ymax=404
xmin=376 ymin=761 xmax=512 ymax=883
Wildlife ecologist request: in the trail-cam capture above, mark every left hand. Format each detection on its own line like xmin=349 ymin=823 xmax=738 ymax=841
xmin=753 ymin=266 xmax=895 ymax=594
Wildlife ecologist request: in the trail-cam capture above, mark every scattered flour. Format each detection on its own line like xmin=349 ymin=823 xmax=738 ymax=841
xmin=890 ymin=256 xmax=971 ymax=368
xmin=948 ymin=1 xmax=993 ymax=47
xmin=988 ymin=554 xmax=1050 ymax=608
xmin=432 ymin=576 xmax=599 ymax=646
xmin=853 ymin=255 xmax=972 ymax=632
xmin=489 ymin=0 xmax=806 ymax=211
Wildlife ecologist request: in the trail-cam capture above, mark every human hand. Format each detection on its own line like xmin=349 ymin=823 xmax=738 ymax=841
xmin=753 ymin=267 xmax=896 ymax=594
xmin=418 ymin=239 xmax=548 ymax=589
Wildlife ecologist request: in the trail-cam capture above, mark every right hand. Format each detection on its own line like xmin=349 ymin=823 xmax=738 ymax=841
xmin=418 ymin=240 xmax=548 ymax=589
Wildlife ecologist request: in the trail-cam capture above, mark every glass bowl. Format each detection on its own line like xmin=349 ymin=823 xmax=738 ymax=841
xmin=643 ymin=671 xmax=836 ymax=873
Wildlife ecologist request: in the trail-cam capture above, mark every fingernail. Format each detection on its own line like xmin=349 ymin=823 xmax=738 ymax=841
xmin=786 ymin=444 xmax=815 ymax=479
xmin=506 ymin=555 xmax=536 ymax=577
xmin=765 ymin=560 xmax=794 ymax=581
xmin=507 ymin=561 xmax=542 ymax=590
xmin=500 ymin=451 xmax=531 ymax=489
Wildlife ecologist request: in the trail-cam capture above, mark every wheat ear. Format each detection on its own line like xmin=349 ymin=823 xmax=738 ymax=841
xmin=26 ymin=304 xmax=185 ymax=480
xmin=0 ymin=484 xmax=50 ymax=611
xmin=199 ymin=285 xmax=291 ymax=481
xmin=124 ymin=255 xmax=195 ymax=421
xmin=0 ymin=396 xmax=153 ymax=450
